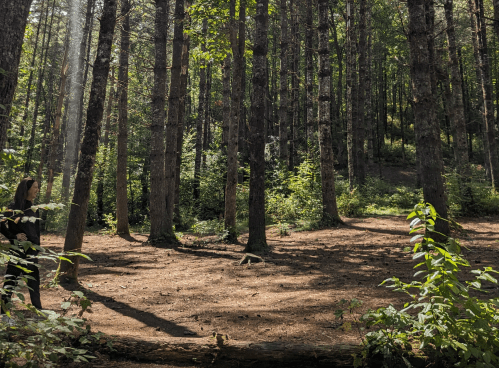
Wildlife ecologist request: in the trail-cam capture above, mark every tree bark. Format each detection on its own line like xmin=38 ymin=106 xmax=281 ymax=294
xmin=193 ymin=18 xmax=207 ymax=206
xmin=356 ymin=0 xmax=367 ymax=184
xmin=318 ymin=0 xmax=341 ymax=225
xmin=60 ymin=0 xmax=117 ymax=283
xmin=164 ymin=0 xmax=185 ymax=243
xmin=278 ymin=0 xmax=289 ymax=165
xmin=225 ymin=0 xmax=246 ymax=242
xmin=0 ymin=0 xmax=33 ymax=153
xmin=407 ymin=0 xmax=449 ymax=238
xmin=222 ymin=56 xmax=231 ymax=150
xmin=116 ymin=0 xmax=130 ymax=235
xmin=305 ymin=0 xmax=314 ymax=152
xmin=149 ymin=0 xmax=169 ymax=242
xmin=174 ymin=16 xmax=191 ymax=227
xmin=346 ymin=0 xmax=357 ymax=190
xmin=365 ymin=3 xmax=374 ymax=164
xmin=246 ymin=0 xmax=269 ymax=253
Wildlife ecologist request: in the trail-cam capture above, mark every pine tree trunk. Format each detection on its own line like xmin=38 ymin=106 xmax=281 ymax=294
xmin=317 ymin=0 xmax=340 ymax=225
xmin=444 ymin=0 xmax=472 ymax=209
xmin=356 ymin=0 xmax=367 ymax=184
xmin=279 ymin=0 xmax=289 ymax=165
xmin=60 ymin=0 xmax=117 ymax=283
xmin=469 ymin=0 xmax=499 ymax=189
xmin=366 ymin=3 xmax=374 ymax=164
xmin=193 ymin=18 xmax=207 ymax=206
xmin=202 ymin=62 xmax=212 ymax=169
xmin=0 ymin=0 xmax=33 ymax=152
xmin=20 ymin=3 xmax=44 ymax=139
xmin=149 ymin=0 xmax=169 ymax=241
xmin=164 ymin=0 xmax=184 ymax=243
xmin=222 ymin=56 xmax=231 ymax=150
xmin=24 ymin=0 xmax=51 ymax=174
xmin=43 ymin=42 xmax=69 ymax=230
xmin=225 ymin=0 xmax=246 ymax=242
xmin=174 ymin=20 xmax=191 ymax=226
xmin=246 ymin=0 xmax=269 ymax=252
xmin=116 ymin=0 xmax=130 ymax=235
xmin=346 ymin=0 xmax=357 ymax=190
xmin=289 ymin=0 xmax=299 ymax=171
xmin=305 ymin=0 xmax=314 ymax=151
xmin=407 ymin=0 xmax=449 ymax=238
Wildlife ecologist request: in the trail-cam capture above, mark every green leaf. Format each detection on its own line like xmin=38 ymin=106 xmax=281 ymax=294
xmin=61 ymin=301 xmax=71 ymax=310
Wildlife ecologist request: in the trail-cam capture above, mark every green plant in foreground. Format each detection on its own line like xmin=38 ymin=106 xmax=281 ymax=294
xmin=357 ymin=203 xmax=499 ymax=368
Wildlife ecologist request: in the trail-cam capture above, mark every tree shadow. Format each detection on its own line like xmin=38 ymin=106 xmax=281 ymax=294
xmin=59 ymin=283 xmax=199 ymax=338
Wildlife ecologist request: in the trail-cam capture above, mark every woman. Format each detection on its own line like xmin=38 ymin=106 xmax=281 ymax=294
xmin=0 ymin=178 xmax=42 ymax=315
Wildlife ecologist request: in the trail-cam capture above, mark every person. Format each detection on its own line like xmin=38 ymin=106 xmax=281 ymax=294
xmin=0 ymin=178 xmax=42 ymax=319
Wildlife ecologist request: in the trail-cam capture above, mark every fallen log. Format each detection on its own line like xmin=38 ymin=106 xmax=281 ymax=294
xmin=95 ymin=336 xmax=360 ymax=367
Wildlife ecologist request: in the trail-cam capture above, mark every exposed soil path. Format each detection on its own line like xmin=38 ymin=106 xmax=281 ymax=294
xmin=5 ymin=215 xmax=499 ymax=366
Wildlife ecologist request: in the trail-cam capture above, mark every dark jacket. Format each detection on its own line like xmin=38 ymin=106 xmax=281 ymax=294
xmin=0 ymin=200 xmax=40 ymax=246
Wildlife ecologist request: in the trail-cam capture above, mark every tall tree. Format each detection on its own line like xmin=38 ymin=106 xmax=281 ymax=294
xmin=469 ymin=0 xmax=499 ymax=189
xmin=406 ymin=0 xmax=449 ymax=237
xmin=356 ymin=0 xmax=367 ymax=184
xmin=60 ymin=0 xmax=118 ymax=283
xmin=116 ymin=0 xmax=130 ymax=235
xmin=305 ymin=0 xmax=314 ymax=151
xmin=225 ymin=0 xmax=246 ymax=242
xmin=246 ymin=0 xmax=269 ymax=252
xmin=278 ymin=0 xmax=289 ymax=165
xmin=444 ymin=0 xmax=471 ymax=208
xmin=149 ymin=0 xmax=170 ymax=242
xmin=0 ymin=0 xmax=33 ymax=152
xmin=318 ymin=0 xmax=341 ymax=225
xmin=164 ymin=0 xmax=185 ymax=243
xmin=346 ymin=0 xmax=357 ymax=190
xmin=193 ymin=18 xmax=207 ymax=204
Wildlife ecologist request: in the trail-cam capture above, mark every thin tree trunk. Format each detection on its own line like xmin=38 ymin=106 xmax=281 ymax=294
xmin=289 ymin=0 xmax=299 ymax=171
xmin=60 ymin=0 xmax=117 ymax=283
xmin=366 ymin=3 xmax=374 ymax=164
xmin=246 ymin=0 xmax=269 ymax=253
xmin=346 ymin=0 xmax=356 ymax=190
xmin=202 ymin=62 xmax=212 ymax=169
xmin=407 ymin=0 xmax=449 ymax=238
xmin=0 ymin=0 xmax=33 ymax=152
xmin=470 ymin=0 xmax=499 ymax=189
xmin=164 ymin=0 xmax=185 ymax=243
xmin=24 ymin=0 xmax=51 ymax=174
xmin=444 ymin=0 xmax=472 ymax=209
xmin=222 ymin=56 xmax=231 ymax=151
xmin=20 ymin=3 xmax=44 ymax=139
xmin=225 ymin=0 xmax=246 ymax=242
xmin=193 ymin=18 xmax=207 ymax=206
xmin=149 ymin=0 xmax=169 ymax=241
xmin=356 ymin=0 xmax=367 ymax=184
xmin=116 ymin=0 xmax=130 ymax=235
xmin=174 ymin=17 xmax=191 ymax=226
xmin=279 ymin=0 xmax=289 ymax=165
xmin=305 ymin=0 xmax=314 ymax=152
xmin=318 ymin=0 xmax=341 ymax=225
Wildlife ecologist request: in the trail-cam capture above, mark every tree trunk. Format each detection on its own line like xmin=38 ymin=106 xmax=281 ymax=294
xmin=365 ymin=3 xmax=374 ymax=164
xmin=356 ymin=0 xmax=367 ymax=184
xmin=148 ymin=0 xmax=170 ymax=242
xmin=222 ymin=56 xmax=231 ymax=150
xmin=164 ymin=0 xmax=185 ymax=243
xmin=278 ymin=0 xmax=289 ymax=165
xmin=193 ymin=19 xmax=207 ymax=207
xmin=116 ymin=0 xmax=130 ymax=235
xmin=289 ymin=0 xmax=299 ymax=171
xmin=60 ymin=0 xmax=117 ymax=283
xmin=245 ymin=0 xmax=269 ymax=253
xmin=407 ymin=0 xmax=449 ymax=238
xmin=318 ymin=0 xmax=341 ymax=225
xmin=20 ymin=3 xmax=44 ymax=139
xmin=0 ymin=0 xmax=33 ymax=153
xmin=444 ymin=0 xmax=472 ymax=210
xmin=305 ymin=0 xmax=314 ymax=151
xmin=202 ymin=62 xmax=212 ymax=169
xmin=24 ymin=0 xmax=51 ymax=174
xmin=174 ymin=17 xmax=191 ymax=227
xmin=346 ymin=0 xmax=357 ymax=190
xmin=469 ymin=0 xmax=499 ymax=189
xmin=225 ymin=0 xmax=246 ymax=242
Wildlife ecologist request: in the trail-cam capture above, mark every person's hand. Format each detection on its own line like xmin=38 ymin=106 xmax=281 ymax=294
xmin=16 ymin=233 xmax=27 ymax=241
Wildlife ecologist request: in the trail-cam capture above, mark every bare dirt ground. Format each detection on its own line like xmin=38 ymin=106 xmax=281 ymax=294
xmin=7 ymin=213 xmax=498 ymax=367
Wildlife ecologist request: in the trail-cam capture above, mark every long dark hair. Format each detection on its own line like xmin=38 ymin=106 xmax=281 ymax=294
xmin=12 ymin=178 xmax=36 ymax=211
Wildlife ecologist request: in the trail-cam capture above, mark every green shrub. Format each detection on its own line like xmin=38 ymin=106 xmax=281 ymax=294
xmin=337 ymin=188 xmax=364 ymax=217
xmin=357 ymin=203 xmax=499 ymax=367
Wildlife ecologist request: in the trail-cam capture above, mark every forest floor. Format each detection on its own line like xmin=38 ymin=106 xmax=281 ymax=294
xmin=13 ymin=211 xmax=499 ymax=367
